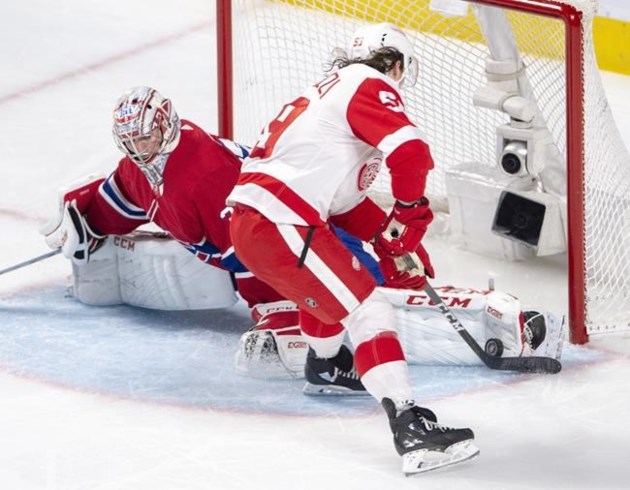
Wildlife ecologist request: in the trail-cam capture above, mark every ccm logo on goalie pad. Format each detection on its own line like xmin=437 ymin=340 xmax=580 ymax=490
xmin=406 ymin=294 xmax=472 ymax=308
xmin=113 ymin=237 xmax=136 ymax=251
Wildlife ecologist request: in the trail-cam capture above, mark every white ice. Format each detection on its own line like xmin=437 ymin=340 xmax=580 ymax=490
xmin=1 ymin=1 xmax=630 ymax=489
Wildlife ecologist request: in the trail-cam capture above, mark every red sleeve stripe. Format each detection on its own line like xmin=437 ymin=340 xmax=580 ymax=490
xmin=236 ymin=172 xmax=325 ymax=226
xmin=353 ymin=331 xmax=406 ymax=376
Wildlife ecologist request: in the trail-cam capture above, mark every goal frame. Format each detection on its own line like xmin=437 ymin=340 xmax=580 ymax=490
xmin=215 ymin=0 xmax=588 ymax=344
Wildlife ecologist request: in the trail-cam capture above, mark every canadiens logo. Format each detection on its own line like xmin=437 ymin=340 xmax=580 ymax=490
xmin=357 ymin=157 xmax=382 ymax=191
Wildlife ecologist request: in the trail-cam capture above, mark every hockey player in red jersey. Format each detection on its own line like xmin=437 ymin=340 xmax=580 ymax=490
xmin=40 ymin=86 xmax=306 ymax=370
xmin=41 ymin=86 xmax=385 ymax=380
xmin=228 ymin=23 xmax=479 ymax=473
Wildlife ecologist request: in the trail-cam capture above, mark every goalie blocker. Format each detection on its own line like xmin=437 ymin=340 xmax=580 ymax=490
xmin=70 ymin=232 xmax=563 ymax=376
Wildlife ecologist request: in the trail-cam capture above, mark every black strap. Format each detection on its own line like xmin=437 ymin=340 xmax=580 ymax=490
xmin=297 ymin=226 xmax=316 ymax=268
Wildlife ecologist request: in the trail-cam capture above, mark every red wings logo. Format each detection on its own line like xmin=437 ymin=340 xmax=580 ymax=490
xmin=357 ymin=157 xmax=382 ymax=191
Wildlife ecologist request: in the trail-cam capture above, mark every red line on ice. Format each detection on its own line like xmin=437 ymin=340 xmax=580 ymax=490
xmin=0 ymin=21 xmax=210 ymax=106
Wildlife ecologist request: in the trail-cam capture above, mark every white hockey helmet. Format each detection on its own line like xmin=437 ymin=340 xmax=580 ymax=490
xmin=112 ymin=87 xmax=181 ymax=166
xmin=349 ymin=22 xmax=418 ymax=87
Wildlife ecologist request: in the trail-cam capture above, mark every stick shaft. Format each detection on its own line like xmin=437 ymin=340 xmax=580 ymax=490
xmin=0 ymin=249 xmax=62 ymax=276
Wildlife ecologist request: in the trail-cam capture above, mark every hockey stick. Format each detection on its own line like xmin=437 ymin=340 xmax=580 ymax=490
xmin=423 ymin=280 xmax=562 ymax=374
xmin=0 ymin=249 xmax=62 ymax=277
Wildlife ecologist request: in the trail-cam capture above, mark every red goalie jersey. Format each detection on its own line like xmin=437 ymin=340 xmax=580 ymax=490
xmin=82 ymin=120 xmax=283 ymax=307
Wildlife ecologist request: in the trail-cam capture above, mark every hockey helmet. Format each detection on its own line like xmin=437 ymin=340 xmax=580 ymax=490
xmin=112 ymin=87 xmax=181 ymax=166
xmin=349 ymin=22 xmax=418 ymax=87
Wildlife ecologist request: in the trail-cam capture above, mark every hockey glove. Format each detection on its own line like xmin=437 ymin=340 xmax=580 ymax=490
xmin=375 ymin=198 xmax=433 ymax=257
xmin=373 ymin=243 xmax=430 ymax=290
xmin=41 ymin=200 xmax=105 ymax=265
xmin=374 ymin=198 xmax=434 ymax=280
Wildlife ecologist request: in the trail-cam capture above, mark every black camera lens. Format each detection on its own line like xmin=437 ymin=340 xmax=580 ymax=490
xmin=511 ymin=210 xmax=532 ymax=230
xmin=493 ymin=191 xmax=546 ymax=246
xmin=501 ymin=153 xmax=522 ymax=174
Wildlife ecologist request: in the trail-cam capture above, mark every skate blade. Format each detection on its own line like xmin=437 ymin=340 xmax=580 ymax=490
xmin=302 ymin=383 xmax=369 ymax=396
xmin=402 ymin=439 xmax=480 ymax=475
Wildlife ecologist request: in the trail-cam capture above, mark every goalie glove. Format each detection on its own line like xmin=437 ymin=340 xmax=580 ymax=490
xmin=40 ymin=200 xmax=105 ymax=265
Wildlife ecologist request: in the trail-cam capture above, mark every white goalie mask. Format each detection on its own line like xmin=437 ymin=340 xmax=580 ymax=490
xmin=112 ymin=87 xmax=181 ymax=184
xmin=349 ymin=22 xmax=419 ymax=87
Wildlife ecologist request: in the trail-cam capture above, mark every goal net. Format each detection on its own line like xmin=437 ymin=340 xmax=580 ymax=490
xmin=217 ymin=0 xmax=630 ymax=343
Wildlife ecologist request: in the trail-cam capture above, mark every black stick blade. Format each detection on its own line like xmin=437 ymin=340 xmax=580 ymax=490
xmin=486 ymin=355 xmax=562 ymax=374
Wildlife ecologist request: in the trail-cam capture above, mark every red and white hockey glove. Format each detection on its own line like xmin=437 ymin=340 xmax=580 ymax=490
xmin=373 ymin=198 xmax=434 ymax=285
xmin=373 ymin=243 xmax=432 ymax=290
xmin=375 ymin=198 xmax=433 ymax=257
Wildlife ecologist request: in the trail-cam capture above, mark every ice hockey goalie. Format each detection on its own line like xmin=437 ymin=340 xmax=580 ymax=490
xmin=70 ymin=232 xmax=564 ymax=377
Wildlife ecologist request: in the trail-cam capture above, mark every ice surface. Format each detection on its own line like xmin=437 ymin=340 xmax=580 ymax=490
xmin=1 ymin=1 xmax=630 ymax=489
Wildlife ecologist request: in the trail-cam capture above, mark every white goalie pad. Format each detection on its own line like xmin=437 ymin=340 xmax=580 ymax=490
xmin=234 ymin=301 xmax=307 ymax=379
xmin=234 ymin=325 xmax=308 ymax=379
xmin=378 ymin=286 xmax=564 ymax=366
xmin=71 ymin=232 xmax=237 ymax=310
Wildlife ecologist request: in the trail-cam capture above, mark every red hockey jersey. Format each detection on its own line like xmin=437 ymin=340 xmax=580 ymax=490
xmin=85 ymin=120 xmax=248 ymax=271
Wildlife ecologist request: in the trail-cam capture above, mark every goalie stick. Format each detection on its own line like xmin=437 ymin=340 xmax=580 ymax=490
xmin=423 ymin=280 xmax=562 ymax=374
xmin=0 ymin=249 xmax=61 ymax=277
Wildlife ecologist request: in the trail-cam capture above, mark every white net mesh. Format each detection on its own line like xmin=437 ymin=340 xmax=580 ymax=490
xmin=227 ymin=0 xmax=630 ymax=337
xmin=580 ymin=10 xmax=630 ymax=331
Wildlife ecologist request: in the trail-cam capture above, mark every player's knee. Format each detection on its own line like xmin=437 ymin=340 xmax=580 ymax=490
xmin=342 ymin=288 xmax=397 ymax=346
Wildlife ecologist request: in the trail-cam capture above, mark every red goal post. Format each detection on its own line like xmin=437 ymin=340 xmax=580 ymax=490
xmin=216 ymin=0 xmax=630 ymax=344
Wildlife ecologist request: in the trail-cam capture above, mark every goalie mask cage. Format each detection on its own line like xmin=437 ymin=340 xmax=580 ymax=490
xmin=216 ymin=0 xmax=630 ymax=344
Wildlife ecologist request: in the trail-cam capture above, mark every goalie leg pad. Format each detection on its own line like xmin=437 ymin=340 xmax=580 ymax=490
xmin=71 ymin=232 xmax=237 ymax=309
xmin=379 ymin=286 xmax=563 ymax=365
xmin=235 ymin=301 xmax=308 ymax=379
xmin=235 ymin=326 xmax=308 ymax=379
xmin=482 ymin=290 xmax=526 ymax=357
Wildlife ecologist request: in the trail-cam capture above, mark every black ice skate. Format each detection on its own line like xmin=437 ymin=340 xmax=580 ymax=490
xmin=382 ymin=398 xmax=479 ymax=475
xmin=303 ymin=345 xmax=368 ymax=396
